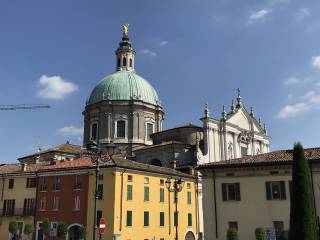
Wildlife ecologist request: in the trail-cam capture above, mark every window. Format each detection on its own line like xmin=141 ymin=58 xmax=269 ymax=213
xmin=266 ymin=181 xmax=286 ymax=200
xmin=222 ymin=183 xmax=241 ymax=201
xmin=40 ymin=197 xmax=46 ymax=210
xmin=144 ymin=211 xmax=149 ymax=227
xmin=160 ymin=212 xmax=165 ymax=227
xmin=91 ymin=123 xmax=98 ymax=141
xmin=116 ymin=120 xmax=126 ymax=138
xmin=187 ymin=191 xmax=192 ymax=204
xmin=74 ymin=196 xmax=80 ymax=210
xmin=52 ymin=196 xmax=59 ymax=210
xmin=273 ymin=221 xmax=284 ymax=239
xmin=241 ymin=146 xmax=248 ymax=157
xmin=186 ymin=183 xmax=191 ymax=189
xmin=117 ymin=58 xmax=121 ymax=68
xmin=127 ymin=175 xmax=133 ymax=182
xmin=146 ymin=123 xmax=154 ymax=141
xmin=97 ymin=210 xmax=102 ymax=225
xmin=40 ymin=177 xmax=48 ymax=191
xmin=98 ymin=174 xmax=104 ymax=180
xmin=127 ymin=185 xmax=133 ymax=200
xmin=98 ymin=184 xmax=103 ymax=200
xmin=130 ymin=58 xmax=133 ymax=67
xmin=188 ymin=213 xmax=192 ymax=226
xmin=26 ymin=178 xmax=36 ymax=188
xmin=174 ymin=211 xmax=178 ymax=226
xmin=150 ymin=158 xmax=162 ymax=166
xmin=160 ymin=188 xmax=165 ymax=203
xmin=229 ymin=221 xmax=238 ymax=230
xmin=144 ymin=177 xmax=149 ymax=184
xmin=51 ymin=222 xmax=58 ymax=237
xmin=74 ymin=175 xmax=82 ymax=190
xmin=23 ymin=198 xmax=35 ymax=215
xmin=8 ymin=179 xmax=14 ymax=189
xmin=54 ymin=176 xmax=61 ymax=191
xmin=3 ymin=199 xmax=15 ymax=216
xmin=228 ymin=143 xmax=233 ymax=160
xmin=160 ymin=179 xmax=164 ymax=186
xmin=144 ymin=186 xmax=150 ymax=201
xmin=126 ymin=210 xmax=132 ymax=227
xmin=123 ymin=57 xmax=127 ymax=67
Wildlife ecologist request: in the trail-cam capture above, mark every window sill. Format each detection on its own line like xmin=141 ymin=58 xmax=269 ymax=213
xmin=52 ymin=209 xmax=59 ymax=211
xmin=73 ymin=209 xmax=80 ymax=211
xmin=52 ymin=190 xmax=61 ymax=192
xmin=74 ymin=188 xmax=82 ymax=191
xmin=39 ymin=209 xmax=46 ymax=211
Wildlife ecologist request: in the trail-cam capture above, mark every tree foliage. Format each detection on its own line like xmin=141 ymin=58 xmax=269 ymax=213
xmin=57 ymin=221 xmax=68 ymax=239
xmin=227 ymin=228 xmax=238 ymax=240
xmin=24 ymin=224 xmax=34 ymax=235
xmin=79 ymin=226 xmax=86 ymax=239
xmin=289 ymin=142 xmax=317 ymax=240
xmin=255 ymin=227 xmax=267 ymax=240
xmin=8 ymin=221 xmax=18 ymax=235
xmin=41 ymin=218 xmax=51 ymax=237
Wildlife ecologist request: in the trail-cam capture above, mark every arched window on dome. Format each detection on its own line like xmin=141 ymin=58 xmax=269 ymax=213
xmin=90 ymin=122 xmax=98 ymax=141
xmin=123 ymin=57 xmax=127 ymax=67
xmin=116 ymin=120 xmax=126 ymax=138
xmin=129 ymin=58 xmax=133 ymax=67
xmin=117 ymin=58 xmax=121 ymax=68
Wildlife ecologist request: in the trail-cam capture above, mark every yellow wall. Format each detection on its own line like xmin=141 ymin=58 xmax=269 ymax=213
xmin=0 ymin=174 xmax=36 ymax=240
xmin=87 ymin=168 xmax=199 ymax=240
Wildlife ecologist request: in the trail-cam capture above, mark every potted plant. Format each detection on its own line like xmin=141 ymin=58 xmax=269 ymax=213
xmin=24 ymin=224 xmax=34 ymax=240
xmin=8 ymin=221 xmax=18 ymax=240
xmin=41 ymin=218 xmax=51 ymax=238
xmin=255 ymin=227 xmax=267 ymax=240
xmin=227 ymin=228 xmax=238 ymax=240
xmin=79 ymin=226 xmax=86 ymax=240
xmin=57 ymin=221 xmax=68 ymax=240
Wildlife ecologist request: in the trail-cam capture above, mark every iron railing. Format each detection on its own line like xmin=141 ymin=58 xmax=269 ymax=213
xmin=0 ymin=208 xmax=35 ymax=217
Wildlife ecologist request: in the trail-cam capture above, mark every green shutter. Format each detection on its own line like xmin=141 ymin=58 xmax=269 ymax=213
xmin=280 ymin=181 xmax=286 ymax=200
xmin=266 ymin=182 xmax=272 ymax=200
xmin=222 ymin=183 xmax=227 ymax=201
xmin=160 ymin=188 xmax=164 ymax=202
xmin=126 ymin=210 xmax=132 ymax=226
xmin=188 ymin=213 xmax=192 ymax=226
xmin=127 ymin=185 xmax=132 ymax=200
xmin=187 ymin=191 xmax=192 ymax=204
xmin=144 ymin=186 xmax=149 ymax=201
xmin=144 ymin=211 xmax=149 ymax=226
xmin=160 ymin=212 xmax=165 ymax=226
xmin=174 ymin=212 xmax=178 ymax=226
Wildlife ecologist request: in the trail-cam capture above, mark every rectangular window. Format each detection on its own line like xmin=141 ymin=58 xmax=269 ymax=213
xmin=8 ymin=179 xmax=14 ymax=189
xmin=40 ymin=197 xmax=46 ymax=210
xmin=228 ymin=221 xmax=238 ymax=230
xmin=144 ymin=177 xmax=149 ymax=184
xmin=40 ymin=177 xmax=48 ymax=191
xmin=23 ymin=198 xmax=35 ymax=215
xmin=74 ymin=196 xmax=80 ymax=210
xmin=174 ymin=211 xmax=178 ymax=226
xmin=52 ymin=196 xmax=59 ymax=210
xmin=144 ymin=186 xmax=150 ymax=201
xmin=266 ymin=181 xmax=286 ymax=200
xmin=146 ymin=123 xmax=154 ymax=141
xmin=26 ymin=178 xmax=36 ymax=188
xmin=222 ymin=183 xmax=241 ymax=201
xmin=91 ymin=123 xmax=98 ymax=141
xmin=3 ymin=199 xmax=15 ymax=216
xmin=187 ymin=191 xmax=192 ymax=204
xmin=127 ymin=175 xmax=133 ymax=182
xmin=188 ymin=213 xmax=192 ymax=226
xmin=241 ymin=147 xmax=248 ymax=157
xmin=160 ymin=212 xmax=165 ymax=227
xmin=160 ymin=188 xmax=165 ymax=203
xmin=116 ymin=120 xmax=126 ymax=138
xmin=97 ymin=184 xmax=103 ymax=200
xmin=187 ymin=183 xmax=191 ymax=189
xmin=98 ymin=174 xmax=104 ymax=180
xmin=126 ymin=210 xmax=132 ymax=227
xmin=54 ymin=176 xmax=61 ymax=191
xmin=273 ymin=221 xmax=284 ymax=239
xmin=144 ymin=211 xmax=149 ymax=227
xmin=51 ymin=222 xmax=58 ymax=237
xmin=127 ymin=185 xmax=133 ymax=200
xmin=160 ymin=179 xmax=164 ymax=186
xmin=97 ymin=210 xmax=102 ymax=226
xmin=74 ymin=175 xmax=82 ymax=190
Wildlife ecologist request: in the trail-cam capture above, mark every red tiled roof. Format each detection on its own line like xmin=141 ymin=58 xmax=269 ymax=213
xmin=197 ymin=148 xmax=320 ymax=169
xmin=40 ymin=157 xmax=94 ymax=171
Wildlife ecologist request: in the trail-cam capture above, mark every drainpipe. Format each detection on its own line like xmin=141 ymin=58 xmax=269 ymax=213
xmin=119 ymin=169 xmax=127 ymax=232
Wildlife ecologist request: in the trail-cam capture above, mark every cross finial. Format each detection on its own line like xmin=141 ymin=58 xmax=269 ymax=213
xmin=236 ymin=88 xmax=242 ymax=108
xmin=222 ymin=105 xmax=227 ymax=120
xmin=204 ymin=102 xmax=210 ymax=118
xmin=250 ymin=107 xmax=254 ymax=117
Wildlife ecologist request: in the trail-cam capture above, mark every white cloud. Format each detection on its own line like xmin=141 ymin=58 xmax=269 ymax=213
xmin=312 ymin=56 xmax=320 ymax=70
xmin=248 ymin=9 xmax=272 ymax=24
xmin=159 ymin=41 xmax=168 ymax=47
xmin=140 ymin=49 xmax=157 ymax=59
xmin=58 ymin=126 xmax=83 ymax=137
xmin=277 ymin=102 xmax=308 ymax=119
xmin=37 ymin=75 xmax=78 ymax=99
xmin=296 ymin=8 xmax=310 ymax=21
xmin=284 ymin=77 xmax=299 ymax=85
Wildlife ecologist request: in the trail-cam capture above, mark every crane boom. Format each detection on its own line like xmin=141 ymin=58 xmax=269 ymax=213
xmin=0 ymin=104 xmax=50 ymax=110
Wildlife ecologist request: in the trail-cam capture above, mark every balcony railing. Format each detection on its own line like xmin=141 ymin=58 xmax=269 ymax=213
xmin=0 ymin=208 xmax=35 ymax=217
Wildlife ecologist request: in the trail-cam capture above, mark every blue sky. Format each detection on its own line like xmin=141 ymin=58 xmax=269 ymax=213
xmin=1 ymin=0 xmax=320 ymax=163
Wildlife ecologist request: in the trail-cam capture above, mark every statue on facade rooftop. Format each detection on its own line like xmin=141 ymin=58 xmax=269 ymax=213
xmin=122 ymin=23 xmax=129 ymax=38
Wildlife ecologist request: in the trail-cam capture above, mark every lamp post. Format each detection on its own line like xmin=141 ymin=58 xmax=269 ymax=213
xmin=165 ymin=177 xmax=185 ymax=240
xmin=87 ymin=140 xmax=116 ymax=240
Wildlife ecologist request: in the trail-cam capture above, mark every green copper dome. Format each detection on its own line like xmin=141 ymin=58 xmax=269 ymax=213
xmin=88 ymin=71 xmax=161 ymax=106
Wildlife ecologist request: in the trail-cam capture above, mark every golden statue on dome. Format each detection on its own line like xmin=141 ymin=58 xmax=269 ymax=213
xmin=122 ymin=23 xmax=129 ymax=38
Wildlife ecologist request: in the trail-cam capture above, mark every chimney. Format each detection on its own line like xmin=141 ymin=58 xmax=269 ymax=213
xmin=21 ymin=163 xmax=27 ymax=172
xmin=170 ymin=160 xmax=178 ymax=169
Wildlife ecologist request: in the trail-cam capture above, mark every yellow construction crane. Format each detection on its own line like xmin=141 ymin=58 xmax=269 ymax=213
xmin=0 ymin=104 xmax=50 ymax=110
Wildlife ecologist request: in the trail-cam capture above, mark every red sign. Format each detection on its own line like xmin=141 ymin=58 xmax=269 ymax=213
xmin=99 ymin=218 xmax=106 ymax=235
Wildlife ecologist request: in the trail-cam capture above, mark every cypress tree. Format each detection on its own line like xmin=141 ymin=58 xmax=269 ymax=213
xmin=289 ymin=142 xmax=317 ymax=240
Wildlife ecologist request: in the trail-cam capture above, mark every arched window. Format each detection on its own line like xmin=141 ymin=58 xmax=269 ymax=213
xmin=117 ymin=58 xmax=121 ymax=68
xmin=150 ymin=158 xmax=162 ymax=167
xmin=91 ymin=123 xmax=98 ymax=141
xmin=116 ymin=120 xmax=126 ymax=138
xmin=129 ymin=58 xmax=133 ymax=67
xmin=228 ymin=143 xmax=233 ymax=160
xmin=145 ymin=123 xmax=154 ymax=141
xmin=123 ymin=57 xmax=127 ymax=67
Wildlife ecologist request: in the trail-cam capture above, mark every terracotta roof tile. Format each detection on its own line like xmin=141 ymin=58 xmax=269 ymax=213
xmin=40 ymin=157 xmax=93 ymax=171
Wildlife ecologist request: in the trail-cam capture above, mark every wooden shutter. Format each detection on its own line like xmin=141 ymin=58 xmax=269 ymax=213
xmin=222 ymin=183 xmax=227 ymax=201
xmin=266 ymin=182 xmax=272 ymax=200
xmin=127 ymin=185 xmax=132 ymax=200
xmin=280 ymin=181 xmax=286 ymax=200
xmin=235 ymin=183 xmax=241 ymax=201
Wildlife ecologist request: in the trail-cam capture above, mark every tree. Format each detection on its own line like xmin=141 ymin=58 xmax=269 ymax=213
xmin=289 ymin=142 xmax=317 ymax=240
xmin=8 ymin=221 xmax=18 ymax=239
xmin=24 ymin=224 xmax=34 ymax=240
xmin=41 ymin=218 xmax=51 ymax=238
xmin=57 ymin=221 xmax=68 ymax=240
xmin=255 ymin=227 xmax=267 ymax=240
xmin=79 ymin=226 xmax=86 ymax=240
xmin=227 ymin=228 xmax=238 ymax=240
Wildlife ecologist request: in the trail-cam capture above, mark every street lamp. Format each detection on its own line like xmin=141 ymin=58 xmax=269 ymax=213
xmin=165 ymin=177 xmax=185 ymax=240
xmin=87 ymin=140 xmax=116 ymax=240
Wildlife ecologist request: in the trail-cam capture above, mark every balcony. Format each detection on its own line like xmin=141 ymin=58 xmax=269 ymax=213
xmin=0 ymin=208 xmax=35 ymax=217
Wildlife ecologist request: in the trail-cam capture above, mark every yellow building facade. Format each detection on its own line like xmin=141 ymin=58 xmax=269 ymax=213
xmin=87 ymin=158 xmax=199 ymax=240
xmin=0 ymin=164 xmax=38 ymax=240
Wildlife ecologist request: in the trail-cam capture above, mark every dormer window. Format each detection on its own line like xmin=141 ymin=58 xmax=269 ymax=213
xmin=91 ymin=123 xmax=98 ymax=141
xmin=123 ymin=57 xmax=127 ymax=67
xmin=116 ymin=120 xmax=126 ymax=138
